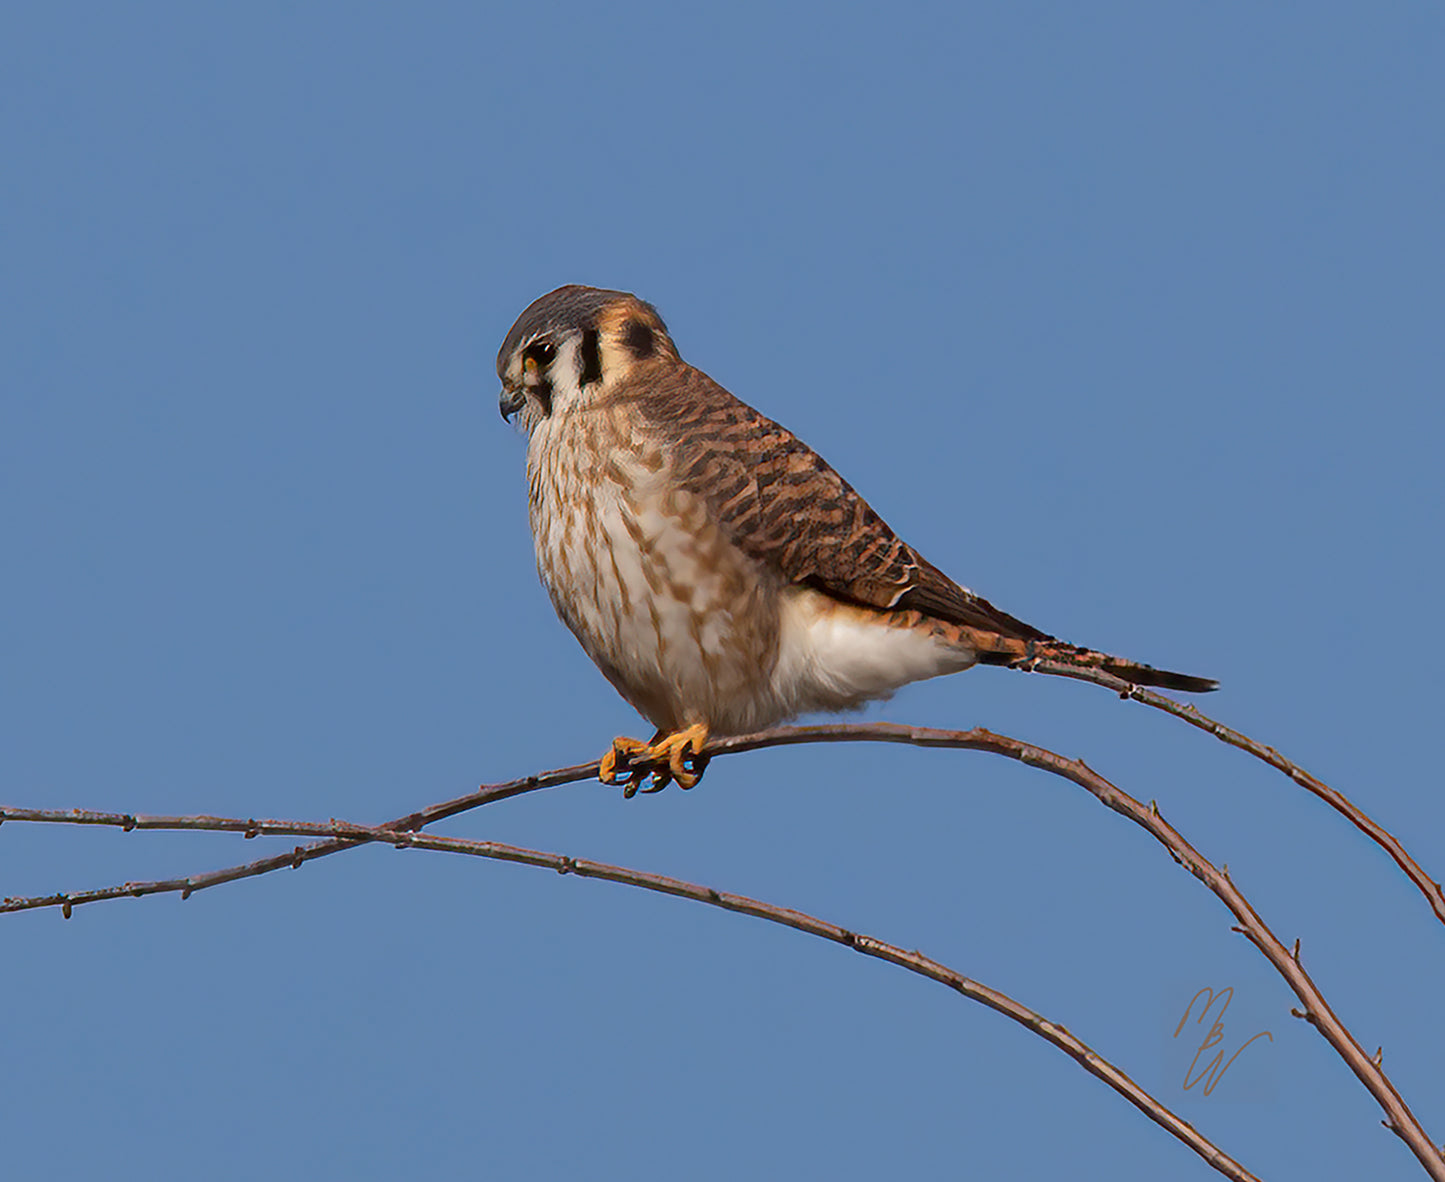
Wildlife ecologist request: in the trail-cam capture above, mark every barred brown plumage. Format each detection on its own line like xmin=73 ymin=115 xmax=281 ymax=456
xmin=498 ymin=285 xmax=1216 ymax=792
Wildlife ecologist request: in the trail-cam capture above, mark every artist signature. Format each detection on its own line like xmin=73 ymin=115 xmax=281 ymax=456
xmin=1173 ymin=986 xmax=1273 ymax=1095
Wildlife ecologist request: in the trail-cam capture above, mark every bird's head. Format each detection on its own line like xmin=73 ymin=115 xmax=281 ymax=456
xmin=497 ymin=285 xmax=677 ymax=433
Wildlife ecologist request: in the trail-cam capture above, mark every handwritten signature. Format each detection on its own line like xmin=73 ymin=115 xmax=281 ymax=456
xmin=1173 ymin=986 xmax=1273 ymax=1095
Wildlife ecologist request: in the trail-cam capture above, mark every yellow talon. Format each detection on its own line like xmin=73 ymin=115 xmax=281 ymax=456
xmin=599 ymin=735 xmax=654 ymax=796
xmin=597 ymin=724 xmax=711 ymax=797
xmin=654 ymin=723 xmax=710 ymax=789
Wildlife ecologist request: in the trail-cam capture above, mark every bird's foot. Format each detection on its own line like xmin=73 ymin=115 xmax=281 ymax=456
xmin=598 ymin=724 xmax=711 ymax=798
xmin=650 ymin=723 xmax=710 ymax=790
xmin=599 ymin=735 xmax=656 ymax=797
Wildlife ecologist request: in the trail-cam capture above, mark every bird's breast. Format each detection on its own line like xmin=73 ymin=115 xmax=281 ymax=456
xmin=524 ymin=410 xmax=783 ymax=733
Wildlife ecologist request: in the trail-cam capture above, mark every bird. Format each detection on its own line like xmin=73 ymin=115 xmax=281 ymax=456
xmin=497 ymin=285 xmax=1215 ymax=795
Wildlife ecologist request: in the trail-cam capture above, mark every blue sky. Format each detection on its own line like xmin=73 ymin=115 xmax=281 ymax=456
xmin=4 ymin=3 xmax=1442 ymax=1179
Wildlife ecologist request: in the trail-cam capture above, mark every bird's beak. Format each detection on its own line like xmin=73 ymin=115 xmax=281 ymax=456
xmin=499 ymin=386 xmax=525 ymax=421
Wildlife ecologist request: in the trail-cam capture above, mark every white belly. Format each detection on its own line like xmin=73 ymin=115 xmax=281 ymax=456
xmin=772 ymin=588 xmax=978 ymax=715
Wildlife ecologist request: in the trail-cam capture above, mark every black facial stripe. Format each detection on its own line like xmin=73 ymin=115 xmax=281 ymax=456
xmin=498 ymin=286 xmax=619 ymax=372
xmin=622 ymin=318 xmax=654 ymax=359
xmin=579 ymin=329 xmax=602 ymax=386
xmin=534 ymin=377 xmax=553 ymax=416
xmin=497 ymin=287 xmax=671 ymax=379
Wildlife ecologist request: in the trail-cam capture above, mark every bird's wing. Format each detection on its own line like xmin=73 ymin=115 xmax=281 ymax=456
xmin=628 ymin=364 xmax=1049 ymax=641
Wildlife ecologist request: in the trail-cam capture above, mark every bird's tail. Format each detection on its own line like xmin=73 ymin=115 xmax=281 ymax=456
xmin=962 ymin=628 xmax=1218 ymax=694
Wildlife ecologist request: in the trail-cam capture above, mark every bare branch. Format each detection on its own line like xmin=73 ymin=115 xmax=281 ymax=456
xmin=4 ymin=722 xmax=1442 ymax=1176
xmin=0 ymin=811 xmax=1258 ymax=1180
xmin=0 ymin=762 xmax=600 ymax=915
xmin=1029 ymin=660 xmax=1445 ymax=928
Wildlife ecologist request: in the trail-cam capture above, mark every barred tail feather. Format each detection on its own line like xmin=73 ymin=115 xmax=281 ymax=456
xmin=963 ymin=629 xmax=1218 ymax=694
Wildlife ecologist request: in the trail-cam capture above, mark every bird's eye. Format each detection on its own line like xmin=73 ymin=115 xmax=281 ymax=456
xmin=522 ymin=341 xmax=556 ymax=373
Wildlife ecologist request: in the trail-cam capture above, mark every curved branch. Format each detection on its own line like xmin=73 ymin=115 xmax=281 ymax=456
xmin=1029 ymin=659 xmax=1445 ymax=928
xmin=0 ymin=760 xmax=600 ymax=914
xmin=0 ymin=813 xmax=1257 ymax=1180
xmin=4 ymin=722 xmax=1441 ymax=1176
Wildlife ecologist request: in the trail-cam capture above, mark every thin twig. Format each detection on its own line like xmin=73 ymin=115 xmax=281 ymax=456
xmin=0 ymin=762 xmax=599 ymax=915
xmin=4 ymin=723 xmax=1442 ymax=1176
xmin=1029 ymin=659 xmax=1445 ymax=928
xmin=0 ymin=812 xmax=1258 ymax=1180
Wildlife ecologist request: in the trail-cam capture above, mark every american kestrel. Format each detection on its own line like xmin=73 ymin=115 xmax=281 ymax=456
xmin=498 ymin=285 xmax=1215 ymax=794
